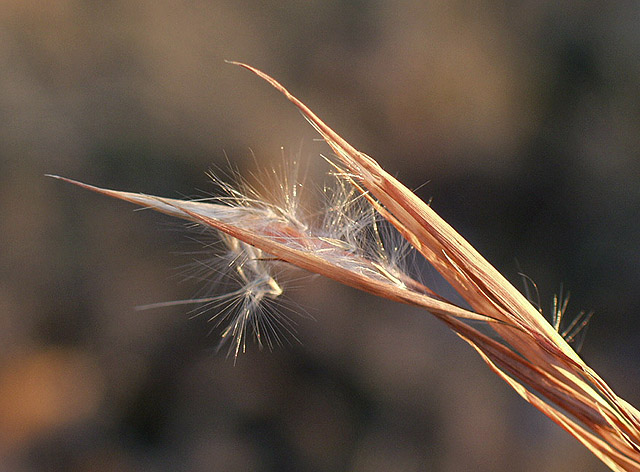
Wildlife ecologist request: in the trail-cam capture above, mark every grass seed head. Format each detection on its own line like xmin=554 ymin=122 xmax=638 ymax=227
xmin=48 ymin=62 xmax=640 ymax=470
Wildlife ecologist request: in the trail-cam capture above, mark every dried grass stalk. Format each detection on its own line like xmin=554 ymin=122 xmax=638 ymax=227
xmin=50 ymin=63 xmax=640 ymax=470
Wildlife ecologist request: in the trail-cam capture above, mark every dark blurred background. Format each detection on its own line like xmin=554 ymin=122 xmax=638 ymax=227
xmin=2 ymin=1 xmax=639 ymax=471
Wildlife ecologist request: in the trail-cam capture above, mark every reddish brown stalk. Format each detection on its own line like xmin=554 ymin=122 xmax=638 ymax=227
xmin=228 ymin=62 xmax=640 ymax=470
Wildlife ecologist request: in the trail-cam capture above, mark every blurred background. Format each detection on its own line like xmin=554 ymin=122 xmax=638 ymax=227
xmin=2 ymin=1 xmax=639 ymax=470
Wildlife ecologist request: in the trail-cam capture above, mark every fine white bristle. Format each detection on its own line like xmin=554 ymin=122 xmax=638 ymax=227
xmin=140 ymin=156 xmax=428 ymax=360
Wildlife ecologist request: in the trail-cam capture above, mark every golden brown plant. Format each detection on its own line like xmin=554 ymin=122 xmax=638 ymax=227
xmin=50 ymin=63 xmax=640 ymax=471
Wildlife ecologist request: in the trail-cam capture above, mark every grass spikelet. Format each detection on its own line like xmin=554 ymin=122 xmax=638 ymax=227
xmin=49 ymin=63 xmax=640 ymax=470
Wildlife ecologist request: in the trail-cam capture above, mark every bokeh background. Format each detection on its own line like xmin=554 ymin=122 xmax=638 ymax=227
xmin=2 ymin=1 xmax=640 ymax=471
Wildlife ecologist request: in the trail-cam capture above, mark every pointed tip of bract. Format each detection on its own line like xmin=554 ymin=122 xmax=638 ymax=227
xmin=225 ymin=60 xmax=255 ymax=72
xmin=45 ymin=174 xmax=84 ymax=186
